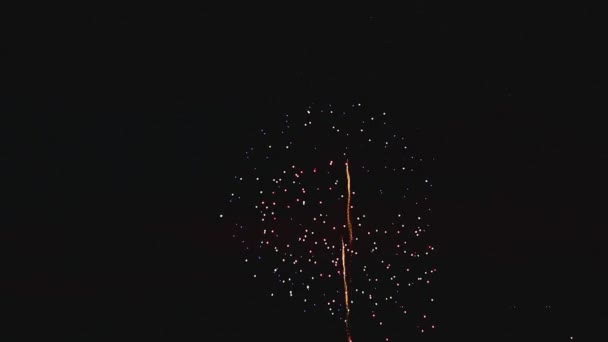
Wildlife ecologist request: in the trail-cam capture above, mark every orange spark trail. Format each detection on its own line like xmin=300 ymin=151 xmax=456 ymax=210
xmin=342 ymin=160 xmax=354 ymax=342
xmin=346 ymin=160 xmax=353 ymax=244
xmin=341 ymin=238 xmax=352 ymax=342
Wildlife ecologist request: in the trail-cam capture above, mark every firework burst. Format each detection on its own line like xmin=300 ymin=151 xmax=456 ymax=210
xmin=224 ymin=102 xmax=437 ymax=340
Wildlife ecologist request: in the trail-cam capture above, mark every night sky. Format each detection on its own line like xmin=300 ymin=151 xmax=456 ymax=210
xmin=2 ymin=4 xmax=606 ymax=341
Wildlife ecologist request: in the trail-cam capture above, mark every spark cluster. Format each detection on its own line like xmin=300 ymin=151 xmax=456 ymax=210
xmin=224 ymin=103 xmax=437 ymax=339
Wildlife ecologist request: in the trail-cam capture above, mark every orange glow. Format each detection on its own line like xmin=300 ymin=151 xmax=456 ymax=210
xmin=342 ymin=160 xmax=354 ymax=341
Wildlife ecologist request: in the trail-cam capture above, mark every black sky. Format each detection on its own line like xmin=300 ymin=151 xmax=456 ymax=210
xmin=2 ymin=4 xmax=606 ymax=341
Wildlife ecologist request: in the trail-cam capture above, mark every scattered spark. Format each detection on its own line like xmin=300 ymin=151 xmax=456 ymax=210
xmin=225 ymin=103 xmax=436 ymax=340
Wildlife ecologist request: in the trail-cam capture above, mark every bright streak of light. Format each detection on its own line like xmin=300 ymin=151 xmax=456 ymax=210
xmin=343 ymin=160 xmax=354 ymax=341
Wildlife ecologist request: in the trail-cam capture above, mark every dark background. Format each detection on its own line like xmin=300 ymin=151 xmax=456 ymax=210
xmin=2 ymin=4 xmax=606 ymax=341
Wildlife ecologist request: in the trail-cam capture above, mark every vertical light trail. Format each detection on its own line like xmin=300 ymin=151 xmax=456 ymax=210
xmin=341 ymin=238 xmax=352 ymax=342
xmin=346 ymin=160 xmax=353 ymax=244
xmin=342 ymin=160 xmax=354 ymax=342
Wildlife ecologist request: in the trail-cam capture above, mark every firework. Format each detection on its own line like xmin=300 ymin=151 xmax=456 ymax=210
xmin=224 ymin=103 xmax=436 ymax=340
